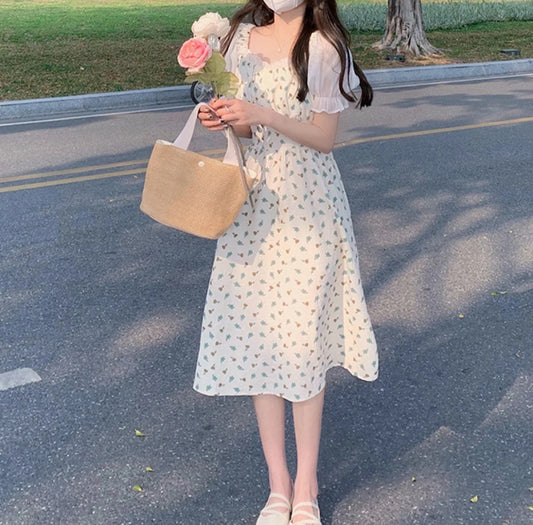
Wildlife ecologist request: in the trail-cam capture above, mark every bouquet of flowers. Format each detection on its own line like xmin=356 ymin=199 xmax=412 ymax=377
xmin=177 ymin=12 xmax=239 ymax=100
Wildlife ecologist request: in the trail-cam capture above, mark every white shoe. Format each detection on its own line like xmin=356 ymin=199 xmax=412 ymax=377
xmin=256 ymin=492 xmax=292 ymax=525
xmin=289 ymin=500 xmax=321 ymax=525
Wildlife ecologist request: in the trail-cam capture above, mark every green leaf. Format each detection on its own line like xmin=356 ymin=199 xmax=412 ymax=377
xmin=203 ymin=52 xmax=226 ymax=74
xmin=133 ymin=484 xmax=143 ymax=492
xmin=183 ymin=71 xmax=209 ymax=85
xmin=214 ymin=76 xmax=229 ymax=96
xmin=182 ymin=54 xmax=237 ymax=96
xmin=470 ymin=495 xmax=478 ymax=503
xmin=225 ymin=72 xmax=239 ymax=96
xmin=213 ymin=72 xmax=239 ymax=97
xmin=146 ymin=466 xmax=154 ymax=472
xmin=135 ymin=429 xmax=145 ymax=437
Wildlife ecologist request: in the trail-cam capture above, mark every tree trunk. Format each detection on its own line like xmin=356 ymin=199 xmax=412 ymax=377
xmin=373 ymin=0 xmax=441 ymax=57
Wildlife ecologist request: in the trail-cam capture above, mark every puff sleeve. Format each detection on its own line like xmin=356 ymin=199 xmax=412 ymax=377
xmin=223 ymin=23 xmax=253 ymax=77
xmin=223 ymin=29 xmax=240 ymax=75
xmin=307 ymin=32 xmax=360 ymax=114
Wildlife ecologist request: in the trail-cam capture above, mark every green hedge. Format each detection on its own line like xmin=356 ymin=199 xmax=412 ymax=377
xmin=340 ymin=1 xmax=533 ymax=31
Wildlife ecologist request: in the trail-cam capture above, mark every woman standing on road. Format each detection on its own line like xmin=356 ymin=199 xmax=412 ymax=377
xmin=195 ymin=0 xmax=378 ymax=523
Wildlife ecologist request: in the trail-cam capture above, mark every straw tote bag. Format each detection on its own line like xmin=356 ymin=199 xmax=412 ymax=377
xmin=140 ymin=103 xmax=256 ymax=239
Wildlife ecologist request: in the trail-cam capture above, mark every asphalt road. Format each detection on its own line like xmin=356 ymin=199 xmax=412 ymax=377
xmin=0 ymin=74 xmax=532 ymax=525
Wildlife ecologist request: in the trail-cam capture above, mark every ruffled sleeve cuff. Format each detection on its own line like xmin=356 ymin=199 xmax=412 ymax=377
xmin=309 ymin=94 xmax=350 ymax=114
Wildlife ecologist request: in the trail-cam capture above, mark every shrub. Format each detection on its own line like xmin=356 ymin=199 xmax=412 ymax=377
xmin=339 ymin=1 xmax=533 ymax=31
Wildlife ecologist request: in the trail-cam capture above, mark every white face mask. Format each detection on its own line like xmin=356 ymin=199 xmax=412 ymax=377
xmin=263 ymin=0 xmax=305 ymax=14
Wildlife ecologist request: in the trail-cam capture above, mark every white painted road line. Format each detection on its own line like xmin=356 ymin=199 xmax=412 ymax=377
xmin=0 ymin=368 xmax=41 ymax=391
xmin=0 ymin=103 xmax=195 ymax=128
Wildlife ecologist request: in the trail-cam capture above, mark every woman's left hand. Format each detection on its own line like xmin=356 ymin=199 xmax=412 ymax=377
xmin=209 ymin=98 xmax=269 ymax=128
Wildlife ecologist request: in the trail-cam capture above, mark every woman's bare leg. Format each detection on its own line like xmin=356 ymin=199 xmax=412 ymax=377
xmin=253 ymin=394 xmax=293 ymax=515
xmin=291 ymin=388 xmax=325 ymax=522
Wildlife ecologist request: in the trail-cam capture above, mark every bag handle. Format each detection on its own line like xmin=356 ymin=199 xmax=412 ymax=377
xmin=173 ymin=103 xmax=255 ymax=211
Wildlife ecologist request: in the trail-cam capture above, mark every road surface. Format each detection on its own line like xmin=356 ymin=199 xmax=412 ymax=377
xmin=0 ymin=74 xmax=532 ymax=525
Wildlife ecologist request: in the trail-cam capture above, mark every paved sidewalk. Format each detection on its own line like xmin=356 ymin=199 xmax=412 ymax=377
xmin=1 ymin=58 xmax=532 ymax=121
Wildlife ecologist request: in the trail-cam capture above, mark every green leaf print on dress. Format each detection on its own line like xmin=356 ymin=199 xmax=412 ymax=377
xmin=193 ymin=23 xmax=378 ymax=402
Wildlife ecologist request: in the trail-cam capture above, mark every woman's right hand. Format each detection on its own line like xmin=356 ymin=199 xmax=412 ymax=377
xmin=197 ymin=101 xmax=227 ymax=132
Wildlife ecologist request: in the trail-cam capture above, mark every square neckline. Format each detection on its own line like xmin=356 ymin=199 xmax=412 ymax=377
xmin=244 ymin=24 xmax=290 ymax=67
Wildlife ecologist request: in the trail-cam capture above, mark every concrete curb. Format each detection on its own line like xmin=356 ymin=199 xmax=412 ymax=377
xmin=366 ymin=57 xmax=533 ymax=86
xmin=0 ymin=85 xmax=191 ymax=121
xmin=1 ymin=58 xmax=532 ymax=121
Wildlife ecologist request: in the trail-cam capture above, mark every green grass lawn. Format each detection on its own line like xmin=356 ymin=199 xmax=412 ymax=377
xmin=0 ymin=0 xmax=531 ymax=100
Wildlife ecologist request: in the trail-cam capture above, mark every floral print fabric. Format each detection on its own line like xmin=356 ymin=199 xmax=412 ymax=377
xmin=193 ymin=24 xmax=378 ymax=402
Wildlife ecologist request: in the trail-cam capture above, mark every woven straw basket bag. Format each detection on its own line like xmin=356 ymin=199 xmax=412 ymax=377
xmin=140 ymin=103 xmax=256 ymax=239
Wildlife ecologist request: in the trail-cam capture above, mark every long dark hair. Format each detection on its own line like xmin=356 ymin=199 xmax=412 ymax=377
xmin=221 ymin=0 xmax=373 ymax=108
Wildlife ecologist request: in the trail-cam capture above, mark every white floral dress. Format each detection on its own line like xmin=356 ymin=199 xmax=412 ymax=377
xmin=193 ymin=23 xmax=378 ymax=402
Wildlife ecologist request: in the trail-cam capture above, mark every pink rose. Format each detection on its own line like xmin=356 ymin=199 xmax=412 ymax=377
xmin=178 ymin=37 xmax=212 ymax=72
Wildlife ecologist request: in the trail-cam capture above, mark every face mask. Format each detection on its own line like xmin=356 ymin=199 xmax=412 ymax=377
xmin=263 ymin=0 xmax=305 ymax=14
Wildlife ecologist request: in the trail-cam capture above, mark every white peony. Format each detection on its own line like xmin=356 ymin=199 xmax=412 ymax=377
xmin=191 ymin=12 xmax=230 ymax=39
